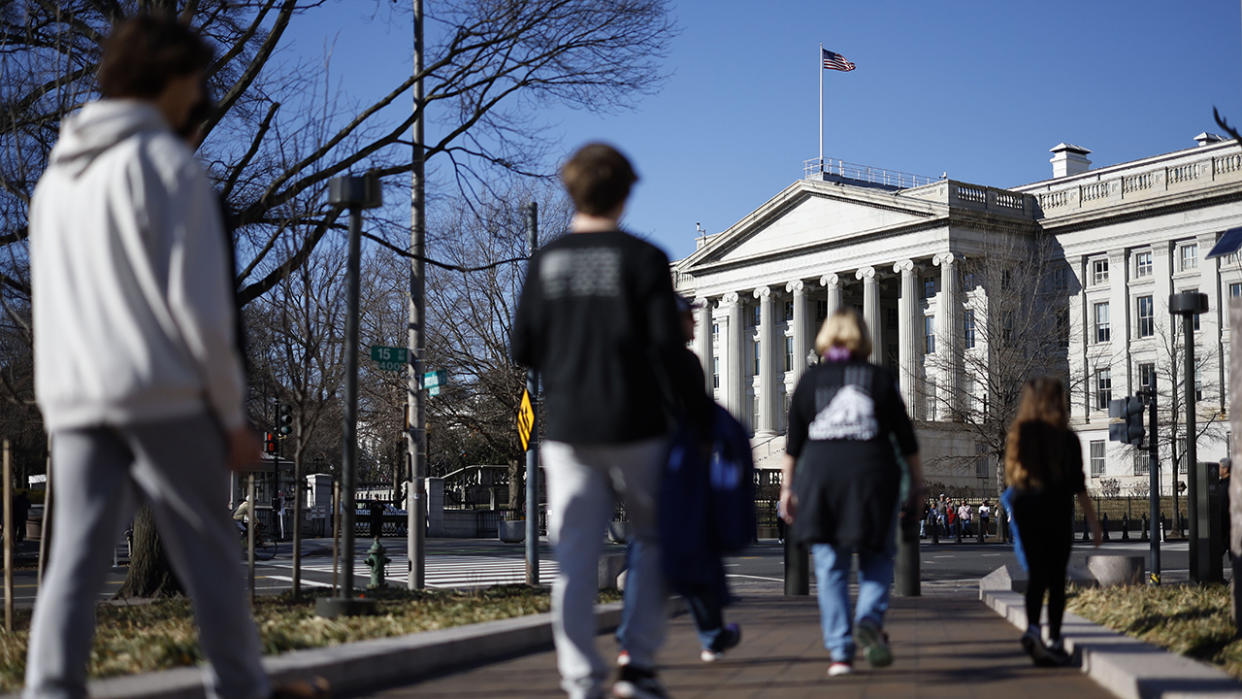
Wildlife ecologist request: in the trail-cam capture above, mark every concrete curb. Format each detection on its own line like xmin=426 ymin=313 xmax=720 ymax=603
xmin=979 ymin=581 xmax=1242 ymax=698
xmin=11 ymin=602 xmax=625 ymax=699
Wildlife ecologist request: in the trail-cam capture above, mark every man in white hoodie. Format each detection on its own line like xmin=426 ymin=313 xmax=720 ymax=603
xmin=24 ymin=16 xmax=276 ymax=699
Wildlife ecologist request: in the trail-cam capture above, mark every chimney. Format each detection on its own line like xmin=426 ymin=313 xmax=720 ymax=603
xmin=1194 ymin=132 xmax=1224 ymax=147
xmin=1049 ymin=143 xmax=1091 ymax=178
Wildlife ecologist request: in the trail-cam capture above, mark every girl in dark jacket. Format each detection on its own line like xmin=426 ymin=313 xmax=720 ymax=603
xmin=1004 ymin=377 xmax=1101 ymax=666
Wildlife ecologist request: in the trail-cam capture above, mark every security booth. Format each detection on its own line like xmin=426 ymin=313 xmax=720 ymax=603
xmin=229 ymin=454 xmax=295 ymax=539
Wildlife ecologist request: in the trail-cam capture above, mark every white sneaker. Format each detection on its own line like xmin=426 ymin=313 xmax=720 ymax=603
xmin=827 ymin=661 xmax=853 ymax=676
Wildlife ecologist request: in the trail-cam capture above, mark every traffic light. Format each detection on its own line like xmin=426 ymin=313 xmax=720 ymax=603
xmin=1108 ymin=396 xmax=1145 ymax=446
xmin=264 ymin=431 xmax=277 ymax=454
xmin=278 ymin=403 xmax=293 ymax=436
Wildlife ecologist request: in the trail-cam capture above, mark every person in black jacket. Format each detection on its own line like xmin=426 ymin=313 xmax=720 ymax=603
xmin=780 ymin=308 xmax=923 ymax=678
xmin=1005 ymin=377 xmax=1101 ymax=666
xmin=511 ymin=143 xmax=685 ymax=699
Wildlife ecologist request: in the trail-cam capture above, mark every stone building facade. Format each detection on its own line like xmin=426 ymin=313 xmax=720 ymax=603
xmin=672 ymin=136 xmax=1242 ymax=496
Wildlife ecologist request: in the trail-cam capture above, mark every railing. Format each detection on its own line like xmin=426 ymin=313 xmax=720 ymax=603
xmin=804 ymin=157 xmax=938 ymax=189
xmin=954 ymin=184 xmax=986 ymax=204
xmin=1032 ymin=144 xmax=1242 ymax=215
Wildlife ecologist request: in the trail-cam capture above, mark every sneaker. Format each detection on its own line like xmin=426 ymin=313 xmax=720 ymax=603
xmin=855 ymin=618 xmax=892 ymax=668
xmin=270 ymin=677 xmax=330 ymax=699
xmin=827 ymin=661 xmax=853 ymax=676
xmin=1045 ymin=638 xmax=1071 ymax=666
xmin=612 ymin=665 xmax=667 ymax=699
xmin=1020 ymin=628 xmax=1057 ymax=667
xmin=616 ymin=649 xmax=631 ymax=666
xmin=700 ymin=623 xmax=742 ymax=662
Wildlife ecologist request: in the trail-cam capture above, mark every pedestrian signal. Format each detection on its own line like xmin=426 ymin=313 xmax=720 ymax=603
xmin=264 ymin=431 xmax=277 ymax=454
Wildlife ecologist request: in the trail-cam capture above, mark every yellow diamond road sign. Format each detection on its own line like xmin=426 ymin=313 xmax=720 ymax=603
xmin=517 ymin=389 xmax=535 ymax=451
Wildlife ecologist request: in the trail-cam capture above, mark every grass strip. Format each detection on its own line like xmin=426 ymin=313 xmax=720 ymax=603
xmin=0 ymin=585 xmax=621 ymax=691
xmin=1066 ymin=583 xmax=1242 ymax=679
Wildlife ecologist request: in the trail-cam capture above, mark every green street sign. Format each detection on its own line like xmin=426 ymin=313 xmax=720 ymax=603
xmin=424 ymin=370 xmax=447 ymax=396
xmin=370 ymin=345 xmax=407 ymax=372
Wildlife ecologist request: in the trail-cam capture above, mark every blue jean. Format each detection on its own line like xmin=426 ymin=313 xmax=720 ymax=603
xmin=811 ymin=541 xmax=896 ymax=662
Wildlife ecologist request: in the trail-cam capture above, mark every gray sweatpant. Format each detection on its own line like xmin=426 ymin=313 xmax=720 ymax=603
xmin=24 ymin=413 xmax=269 ymax=699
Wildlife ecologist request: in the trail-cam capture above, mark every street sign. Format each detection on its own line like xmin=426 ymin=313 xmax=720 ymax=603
xmin=424 ymin=370 xmax=447 ymax=397
xmin=370 ymin=345 xmax=407 ymax=372
xmin=517 ymin=389 xmax=535 ymax=451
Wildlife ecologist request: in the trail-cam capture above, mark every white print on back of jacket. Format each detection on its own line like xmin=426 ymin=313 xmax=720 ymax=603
xmin=808 ymin=383 xmax=877 ymax=441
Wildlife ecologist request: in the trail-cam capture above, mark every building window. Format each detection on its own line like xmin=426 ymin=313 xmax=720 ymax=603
xmin=784 ymin=336 xmax=793 ymax=372
xmin=926 ymin=379 xmax=938 ymax=421
xmin=1002 ymin=311 xmax=1014 ymax=346
xmin=1090 ymin=441 xmax=1106 ymax=477
xmin=1138 ymin=362 xmax=1155 ymax=392
xmin=1135 ymin=251 xmax=1152 ymax=278
xmin=712 ymin=357 xmax=719 ymax=389
xmin=964 ymin=309 xmax=976 ymax=349
xmin=975 ymin=442 xmax=989 ymax=478
xmin=751 ymin=304 xmax=761 ymax=327
xmin=1231 ymin=282 xmax=1242 ymax=298
xmin=783 ymin=300 xmax=794 ymax=322
xmin=815 ymin=300 xmax=828 ymax=323
xmin=753 ymin=395 xmax=760 ymax=427
xmin=1137 ymin=295 xmax=1154 ymax=337
xmin=1092 ymin=258 xmax=1109 ymax=285
xmin=1096 ymin=368 xmax=1112 ymax=410
xmin=1134 ymin=451 xmax=1149 ymax=476
xmin=923 ymin=276 xmax=939 ymax=299
xmin=1051 ymin=266 xmax=1068 ymax=291
xmin=1180 ymin=243 xmax=1199 ymax=272
xmin=712 ymin=323 xmax=719 ymax=340
xmin=752 ymin=340 xmax=760 ymax=375
xmin=925 ymin=316 xmax=936 ymax=354
xmin=1195 ymin=367 xmax=1203 ymax=402
xmin=1001 ymin=268 xmax=1013 ymax=290
xmin=963 ymin=271 xmax=977 ymax=291
xmin=1094 ymin=302 xmax=1110 ymax=343
xmin=1056 ymin=309 xmax=1069 ymax=347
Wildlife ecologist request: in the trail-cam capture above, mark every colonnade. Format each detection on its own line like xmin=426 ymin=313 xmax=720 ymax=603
xmin=691 ymin=252 xmax=965 ymax=434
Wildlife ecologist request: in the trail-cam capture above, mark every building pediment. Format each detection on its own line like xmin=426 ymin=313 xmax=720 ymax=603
xmin=678 ymin=179 xmax=946 ymax=273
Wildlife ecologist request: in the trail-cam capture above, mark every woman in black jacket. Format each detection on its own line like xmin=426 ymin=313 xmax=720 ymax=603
xmin=780 ymin=308 xmax=923 ymax=677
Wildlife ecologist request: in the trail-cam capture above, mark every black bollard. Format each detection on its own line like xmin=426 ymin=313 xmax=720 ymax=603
xmin=1101 ymin=512 xmax=1110 ymax=541
xmin=1121 ymin=512 xmax=1130 ymax=541
xmin=783 ymin=535 xmax=809 ymax=596
xmin=1082 ymin=518 xmax=1091 ymax=541
xmin=895 ymin=507 xmax=920 ymax=597
xmin=1141 ymin=513 xmax=1149 ymax=542
xmin=1161 ymin=513 xmax=1169 ymax=542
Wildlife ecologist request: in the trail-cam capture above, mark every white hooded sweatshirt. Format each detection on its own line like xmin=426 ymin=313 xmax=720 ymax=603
xmin=30 ymin=100 xmax=245 ymax=433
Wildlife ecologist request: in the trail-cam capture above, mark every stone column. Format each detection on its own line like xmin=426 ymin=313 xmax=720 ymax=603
xmin=695 ymin=296 xmax=712 ymax=393
xmin=856 ymin=266 xmax=881 ymax=363
xmin=720 ymin=291 xmax=744 ymax=419
xmin=754 ymin=286 xmax=778 ymax=436
xmin=933 ymin=252 xmax=960 ymax=417
xmin=786 ymin=280 xmax=809 ymax=387
xmin=821 ymin=272 xmax=841 ymax=314
xmin=893 ymin=259 xmax=919 ymax=415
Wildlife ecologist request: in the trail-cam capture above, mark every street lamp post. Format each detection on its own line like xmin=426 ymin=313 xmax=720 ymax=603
xmin=1169 ymin=291 xmax=1209 ymax=582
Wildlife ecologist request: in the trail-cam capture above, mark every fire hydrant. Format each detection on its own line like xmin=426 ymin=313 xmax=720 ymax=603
xmin=365 ymin=537 xmax=390 ymax=590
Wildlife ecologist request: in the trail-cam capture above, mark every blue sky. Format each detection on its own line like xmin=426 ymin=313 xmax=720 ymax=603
xmin=288 ymin=0 xmax=1242 ymax=262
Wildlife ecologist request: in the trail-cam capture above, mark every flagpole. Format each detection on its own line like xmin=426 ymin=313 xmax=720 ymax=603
xmin=818 ymin=42 xmax=823 ymax=172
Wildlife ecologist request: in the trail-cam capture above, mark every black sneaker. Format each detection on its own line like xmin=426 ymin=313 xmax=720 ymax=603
xmin=612 ymin=664 xmax=668 ymax=699
xmin=1020 ymin=628 xmax=1057 ymax=667
xmin=700 ymin=623 xmax=742 ymax=662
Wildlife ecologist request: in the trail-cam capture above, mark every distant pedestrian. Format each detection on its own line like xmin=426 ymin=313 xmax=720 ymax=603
xmin=958 ymin=502 xmax=973 ymax=537
xmin=1003 ymin=377 xmax=1101 ymax=667
xmin=11 ymin=491 xmax=30 ymax=544
xmin=781 ymin=308 xmax=924 ymax=678
xmin=22 ymin=15 xmax=289 ymax=699
xmin=978 ymin=500 xmax=991 ymax=540
xmin=273 ymin=490 xmax=286 ymax=541
xmin=369 ymin=499 xmax=385 ymax=538
xmin=512 ymin=142 xmax=686 ymax=699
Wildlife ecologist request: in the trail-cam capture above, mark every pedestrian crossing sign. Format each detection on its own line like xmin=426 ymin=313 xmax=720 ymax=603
xmin=517 ymin=389 xmax=535 ymax=451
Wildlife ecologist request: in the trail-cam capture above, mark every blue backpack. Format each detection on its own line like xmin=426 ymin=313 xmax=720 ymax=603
xmin=659 ymin=404 xmax=756 ymax=590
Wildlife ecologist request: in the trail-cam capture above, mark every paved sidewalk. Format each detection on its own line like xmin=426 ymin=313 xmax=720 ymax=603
xmin=367 ymin=590 xmax=1113 ymax=698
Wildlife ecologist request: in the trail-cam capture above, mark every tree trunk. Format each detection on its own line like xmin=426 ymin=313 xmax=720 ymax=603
xmin=115 ymin=505 xmax=184 ymax=598
xmin=507 ymin=459 xmax=523 ymax=514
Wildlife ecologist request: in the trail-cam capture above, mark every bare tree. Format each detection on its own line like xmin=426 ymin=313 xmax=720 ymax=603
xmin=922 ymin=233 xmax=1085 ymax=495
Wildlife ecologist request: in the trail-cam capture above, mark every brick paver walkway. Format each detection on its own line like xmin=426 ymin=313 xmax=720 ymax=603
xmin=367 ymin=590 xmax=1114 ymax=698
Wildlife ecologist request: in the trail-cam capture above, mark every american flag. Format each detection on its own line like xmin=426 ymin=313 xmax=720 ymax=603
xmin=822 ymin=48 xmax=855 ymax=72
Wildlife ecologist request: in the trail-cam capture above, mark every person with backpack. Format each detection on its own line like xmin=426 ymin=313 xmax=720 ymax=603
xmin=617 ymin=296 xmax=744 ymax=668
xmin=1003 ymin=377 xmax=1101 ymax=666
xmin=780 ymin=308 xmax=923 ymax=678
